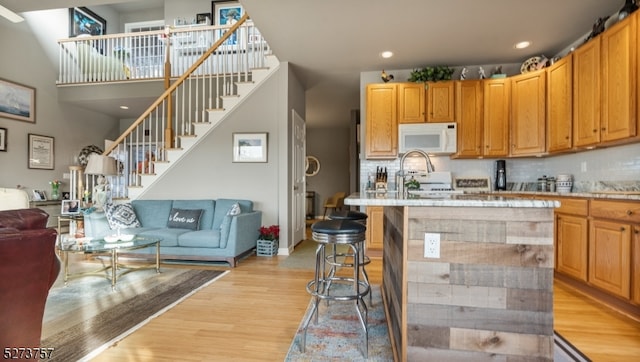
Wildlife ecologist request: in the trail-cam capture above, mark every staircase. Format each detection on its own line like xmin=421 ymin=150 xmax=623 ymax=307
xmin=59 ymin=15 xmax=279 ymax=202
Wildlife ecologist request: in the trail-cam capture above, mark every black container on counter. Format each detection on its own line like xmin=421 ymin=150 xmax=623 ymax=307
xmin=496 ymin=160 xmax=506 ymax=190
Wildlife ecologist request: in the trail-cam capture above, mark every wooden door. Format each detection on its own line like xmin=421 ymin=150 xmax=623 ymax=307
xmin=589 ymin=219 xmax=632 ymax=299
xmin=366 ymin=206 xmax=384 ymax=250
xmin=366 ymin=84 xmax=398 ymax=159
xmin=426 ymin=81 xmax=455 ymax=122
xmin=573 ymin=37 xmax=601 ymax=147
xmin=601 ymin=14 xmax=637 ymax=142
xmin=455 ymin=80 xmax=483 ymax=158
xmin=511 ymin=70 xmax=546 ymax=156
xmin=556 ymin=214 xmax=588 ymax=281
xmin=483 ymin=78 xmax=510 ymax=156
xmin=398 ymin=83 xmax=425 ymax=123
xmin=547 ymin=55 xmax=573 ymax=152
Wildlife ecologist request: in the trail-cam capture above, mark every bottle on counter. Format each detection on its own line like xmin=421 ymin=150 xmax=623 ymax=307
xmin=538 ymin=176 xmax=548 ymax=192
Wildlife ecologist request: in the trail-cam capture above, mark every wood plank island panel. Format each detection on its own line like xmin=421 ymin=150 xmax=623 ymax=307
xmin=383 ymin=205 xmax=555 ymax=361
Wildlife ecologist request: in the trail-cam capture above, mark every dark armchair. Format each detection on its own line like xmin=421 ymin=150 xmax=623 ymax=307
xmin=0 ymin=208 xmax=60 ymax=349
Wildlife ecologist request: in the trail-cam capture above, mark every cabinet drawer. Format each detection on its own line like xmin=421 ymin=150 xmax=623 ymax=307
xmin=591 ymin=200 xmax=640 ymax=223
xmin=555 ymin=197 xmax=589 ymax=216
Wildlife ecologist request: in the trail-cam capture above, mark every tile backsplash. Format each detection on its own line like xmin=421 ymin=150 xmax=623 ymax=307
xmin=361 ymin=142 xmax=640 ymax=192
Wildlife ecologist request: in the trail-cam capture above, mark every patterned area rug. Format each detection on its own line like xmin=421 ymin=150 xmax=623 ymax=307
xmin=285 ymin=284 xmax=394 ymax=361
xmin=41 ymin=262 xmax=226 ymax=361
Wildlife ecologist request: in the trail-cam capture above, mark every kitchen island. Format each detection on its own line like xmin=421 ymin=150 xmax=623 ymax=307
xmin=345 ymin=192 xmax=559 ymax=361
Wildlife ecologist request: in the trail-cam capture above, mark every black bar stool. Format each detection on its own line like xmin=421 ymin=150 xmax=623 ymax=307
xmin=327 ymin=210 xmax=371 ymax=305
xmin=301 ymin=219 xmax=369 ymax=358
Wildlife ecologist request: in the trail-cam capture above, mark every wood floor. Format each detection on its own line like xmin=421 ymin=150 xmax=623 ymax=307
xmin=91 ymin=246 xmax=640 ymax=361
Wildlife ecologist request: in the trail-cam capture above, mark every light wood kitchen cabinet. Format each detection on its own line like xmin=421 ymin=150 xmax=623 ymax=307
xmin=483 ymin=78 xmax=510 ymax=156
xmin=426 ymin=81 xmax=455 ymax=122
xmin=589 ymin=219 xmax=631 ymax=299
xmin=397 ymin=82 xmax=425 ymax=123
xmin=573 ymin=36 xmax=601 ymax=147
xmin=455 ymin=80 xmax=484 ymax=158
xmin=546 ymin=54 xmax=573 ymax=153
xmin=633 ymin=224 xmax=640 ymax=305
xmin=555 ymin=198 xmax=589 ymax=281
xmin=366 ymin=206 xmax=384 ymax=250
xmin=366 ymin=83 xmax=398 ymax=159
xmin=601 ymin=13 xmax=637 ymax=143
xmin=510 ymin=69 xmax=546 ymax=156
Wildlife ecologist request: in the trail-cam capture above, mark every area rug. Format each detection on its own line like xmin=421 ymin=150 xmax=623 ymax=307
xmin=279 ymin=239 xmax=349 ymax=270
xmin=41 ymin=264 xmax=227 ymax=361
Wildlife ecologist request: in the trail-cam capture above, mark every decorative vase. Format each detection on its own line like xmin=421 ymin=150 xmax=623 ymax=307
xmin=51 ymin=185 xmax=60 ymax=200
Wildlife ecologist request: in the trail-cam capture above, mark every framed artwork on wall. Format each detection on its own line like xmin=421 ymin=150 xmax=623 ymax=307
xmin=232 ymin=132 xmax=267 ymax=162
xmin=212 ymin=1 xmax=243 ymax=25
xmin=69 ymin=7 xmax=107 ymax=37
xmin=0 ymin=128 xmax=6 ymax=151
xmin=0 ymin=78 xmax=35 ymax=123
xmin=28 ymin=134 xmax=54 ymax=170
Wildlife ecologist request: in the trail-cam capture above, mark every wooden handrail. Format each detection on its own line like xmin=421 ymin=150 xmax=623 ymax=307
xmin=103 ymin=13 xmax=249 ymax=156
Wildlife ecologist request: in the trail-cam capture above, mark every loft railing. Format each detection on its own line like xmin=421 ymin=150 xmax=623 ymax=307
xmin=61 ymin=14 xmax=272 ymax=201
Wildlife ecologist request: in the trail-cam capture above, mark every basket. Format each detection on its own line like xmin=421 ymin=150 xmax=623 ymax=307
xmin=257 ymin=239 xmax=278 ymax=256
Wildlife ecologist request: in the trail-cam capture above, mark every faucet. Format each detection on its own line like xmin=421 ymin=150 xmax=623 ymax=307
xmin=396 ymin=149 xmax=435 ymax=197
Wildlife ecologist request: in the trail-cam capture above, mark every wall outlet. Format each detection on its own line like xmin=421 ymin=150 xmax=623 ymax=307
xmin=424 ymin=233 xmax=440 ymax=258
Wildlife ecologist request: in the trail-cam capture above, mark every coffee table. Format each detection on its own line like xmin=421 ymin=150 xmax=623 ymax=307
xmin=59 ymin=236 xmax=161 ymax=290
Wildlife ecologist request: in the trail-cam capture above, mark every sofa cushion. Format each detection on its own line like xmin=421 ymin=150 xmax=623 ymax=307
xmin=167 ymin=208 xmax=203 ymax=230
xmin=219 ymin=203 xmax=242 ymax=247
xmin=104 ymin=203 xmax=141 ymax=229
xmin=177 ymin=230 xmax=221 ymax=248
xmin=171 ymin=200 xmax=215 ymax=229
xmin=136 ymin=228 xmax=185 ymax=247
xmin=212 ymin=199 xmax=253 ymax=229
xmin=131 ymin=200 xmax=173 ymax=228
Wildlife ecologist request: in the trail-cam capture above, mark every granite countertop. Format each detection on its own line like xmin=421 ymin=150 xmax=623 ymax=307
xmin=492 ymin=190 xmax=640 ymax=201
xmin=345 ymin=192 xmax=560 ymax=208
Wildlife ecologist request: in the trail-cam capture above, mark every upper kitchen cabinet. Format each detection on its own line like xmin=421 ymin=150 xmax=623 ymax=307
xmin=366 ymin=83 xmax=398 ymax=159
xmin=398 ymin=83 xmax=425 ymax=123
xmin=483 ymin=78 xmax=510 ymax=157
xmin=547 ymin=54 xmax=573 ymax=153
xmin=573 ymin=36 xmax=602 ymax=148
xmin=454 ymin=80 xmax=484 ymax=158
xmin=601 ymin=13 xmax=637 ymax=143
xmin=510 ymin=69 xmax=546 ymax=156
xmin=426 ymin=81 xmax=455 ymax=122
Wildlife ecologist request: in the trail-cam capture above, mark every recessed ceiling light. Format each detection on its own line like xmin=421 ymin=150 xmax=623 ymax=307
xmin=120 ymin=105 xmax=129 ymax=110
xmin=514 ymin=41 xmax=531 ymax=49
xmin=380 ymin=51 xmax=393 ymax=58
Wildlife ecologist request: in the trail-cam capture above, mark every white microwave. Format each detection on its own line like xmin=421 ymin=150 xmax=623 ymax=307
xmin=398 ymin=122 xmax=457 ymax=154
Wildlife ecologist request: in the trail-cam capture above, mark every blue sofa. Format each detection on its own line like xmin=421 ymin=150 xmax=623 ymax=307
xmin=83 ymin=199 xmax=262 ymax=267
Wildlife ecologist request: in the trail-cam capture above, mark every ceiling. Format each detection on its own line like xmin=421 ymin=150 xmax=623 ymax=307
xmin=0 ymin=0 xmax=627 ymax=128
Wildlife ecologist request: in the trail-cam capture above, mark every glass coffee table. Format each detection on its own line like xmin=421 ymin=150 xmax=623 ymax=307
xmin=59 ymin=236 xmax=161 ymax=290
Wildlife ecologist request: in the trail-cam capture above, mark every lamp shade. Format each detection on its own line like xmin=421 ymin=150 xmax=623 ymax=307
xmin=84 ymin=154 xmax=117 ymax=176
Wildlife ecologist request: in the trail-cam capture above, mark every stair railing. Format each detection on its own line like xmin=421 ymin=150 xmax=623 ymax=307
xmin=70 ymin=13 xmax=270 ymax=201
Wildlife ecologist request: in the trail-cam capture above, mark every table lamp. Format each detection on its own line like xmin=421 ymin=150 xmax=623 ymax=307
xmin=84 ymin=154 xmax=117 ymax=209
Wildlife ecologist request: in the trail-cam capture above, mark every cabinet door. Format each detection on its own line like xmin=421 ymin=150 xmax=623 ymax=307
xmin=426 ymin=81 xmax=455 ymax=122
xmin=483 ymin=79 xmax=510 ymax=156
xmin=556 ymin=214 xmax=588 ymax=281
xmin=455 ymin=80 xmax=483 ymax=157
xmin=589 ymin=219 xmax=631 ymax=299
xmin=573 ymin=37 xmax=601 ymax=147
xmin=511 ymin=70 xmax=546 ymax=156
xmin=547 ymin=55 xmax=573 ymax=152
xmin=601 ymin=14 xmax=637 ymax=142
xmin=398 ymin=83 xmax=425 ymax=123
xmin=366 ymin=206 xmax=384 ymax=250
xmin=633 ymin=225 xmax=640 ymax=305
xmin=366 ymin=84 xmax=398 ymax=159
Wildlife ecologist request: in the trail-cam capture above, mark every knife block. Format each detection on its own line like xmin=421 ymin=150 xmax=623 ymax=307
xmin=375 ymin=181 xmax=387 ymax=192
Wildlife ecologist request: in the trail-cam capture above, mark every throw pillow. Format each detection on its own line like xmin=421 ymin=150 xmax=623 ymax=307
xmin=104 ymin=203 xmax=141 ymax=229
xmin=227 ymin=202 xmax=241 ymax=216
xmin=167 ymin=208 xmax=203 ymax=230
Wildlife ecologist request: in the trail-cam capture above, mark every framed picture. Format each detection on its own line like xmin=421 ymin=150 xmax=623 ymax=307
xmin=69 ymin=7 xmax=107 ymax=37
xmin=32 ymin=190 xmax=47 ymax=201
xmin=62 ymin=191 xmax=71 ymax=200
xmin=28 ymin=134 xmax=54 ymax=170
xmin=232 ymin=132 xmax=267 ymax=163
xmin=0 ymin=78 xmax=36 ymax=123
xmin=212 ymin=1 xmax=243 ymax=25
xmin=61 ymin=200 xmax=81 ymax=215
xmin=0 ymin=128 xmax=6 ymax=151
xmin=197 ymin=12 xmax=212 ymax=25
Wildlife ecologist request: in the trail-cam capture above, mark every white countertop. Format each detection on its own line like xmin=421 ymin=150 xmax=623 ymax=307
xmin=345 ymin=192 xmax=560 ymax=208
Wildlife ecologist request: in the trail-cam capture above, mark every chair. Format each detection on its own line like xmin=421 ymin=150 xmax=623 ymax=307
xmin=322 ymin=192 xmax=346 ymax=219
xmin=0 ymin=188 xmax=30 ymax=211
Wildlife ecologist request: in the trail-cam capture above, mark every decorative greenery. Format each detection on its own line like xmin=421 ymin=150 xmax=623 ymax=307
xmin=259 ymin=225 xmax=280 ymax=241
xmin=405 ymin=177 xmax=421 ymax=190
xmin=408 ymin=66 xmax=455 ymax=82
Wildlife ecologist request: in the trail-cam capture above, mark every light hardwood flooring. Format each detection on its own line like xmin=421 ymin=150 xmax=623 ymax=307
xmin=91 ymin=245 xmax=639 ymax=362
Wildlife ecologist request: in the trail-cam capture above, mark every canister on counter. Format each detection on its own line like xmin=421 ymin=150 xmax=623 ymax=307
xmin=547 ymin=177 xmax=556 ymax=192
xmin=538 ymin=176 xmax=548 ymax=192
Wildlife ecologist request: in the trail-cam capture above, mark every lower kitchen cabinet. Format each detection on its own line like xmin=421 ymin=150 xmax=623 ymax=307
xmin=589 ymin=219 xmax=631 ymax=299
xmin=366 ymin=206 xmax=384 ymax=251
xmin=557 ymin=214 xmax=588 ymax=281
xmin=633 ymin=225 xmax=640 ymax=305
